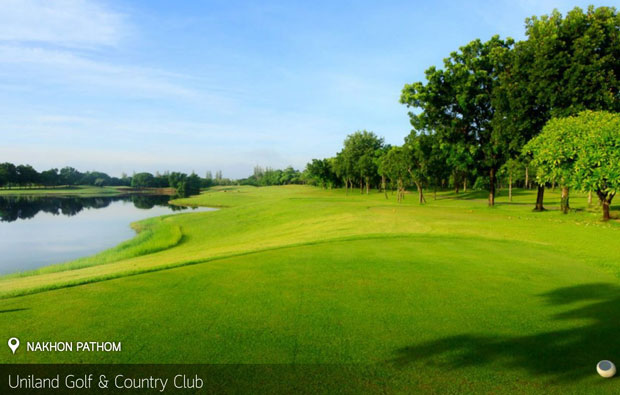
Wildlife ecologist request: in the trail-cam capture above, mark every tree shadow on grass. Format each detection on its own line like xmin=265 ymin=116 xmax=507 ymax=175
xmin=389 ymin=283 xmax=620 ymax=383
xmin=434 ymin=189 xmax=537 ymax=201
xmin=0 ymin=308 xmax=28 ymax=314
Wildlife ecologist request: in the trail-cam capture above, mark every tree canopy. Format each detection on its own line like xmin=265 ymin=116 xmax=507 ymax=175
xmin=400 ymin=35 xmax=514 ymax=205
xmin=525 ymin=111 xmax=620 ymax=220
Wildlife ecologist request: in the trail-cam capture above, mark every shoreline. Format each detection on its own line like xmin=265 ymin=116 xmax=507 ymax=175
xmin=0 ymin=186 xmax=177 ymax=197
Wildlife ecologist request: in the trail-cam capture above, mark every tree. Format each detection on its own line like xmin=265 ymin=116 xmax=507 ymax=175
xmin=374 ymin=145 xmax=392 ymax=198
xmin=339 ymin=130 xmax=384 ymax=194
xmin=526 ymin=111 xmax=620 ymax=220
xmin=16 ymin=164 xmax=39 ymax=187
xmin=499 ymin=158 xmax=524 ymax=202
xmin=305 ymin=159 xmax=333 ymax=188
xmin=358 ymin=153 xmax=376 ymax=195
xmin=59 ymin=167 xmax=82 ymax=186
xmin=153 ymin=172 xmax=170 ymax=188
xmin=131 ymin=172 xmax=156 ymax=188
xmin=403 ymin=133 xmax=428 ymax=203
xmin=40 ymin=168 xmax=60 ymax=187
xmin=443 ymin=142 xmax=473 ymax=194
xmin=279 ymin=166 xmax=300 ymax=185
xmin=0 ymin=162 xmax=17 ymax=188
xmin=185 ymin=173 xmax=202 ymax=196
xmin=571 ymin=112 xmax=620 ymax=220
xmin=401 ymin=35 xmax=514 ymax=206
xmin=80 ymin=171 xmax=111 ymax=186
xmin=524 ymin=6 xmax=619 ymax=118
xmin=333 ymin=151 xmax=353 ymax=192
xmin=168 ymin=172 xmax=187 ymax=189
xmin=414 ymin=133 xmax=450 ymax=200
xmin=499 ymin=6 xmax=619 ymax=210
xmin=524 ymin=117 xmax=577 ymax=214
xmin=379 ymin=146 xmax=409 ymax=203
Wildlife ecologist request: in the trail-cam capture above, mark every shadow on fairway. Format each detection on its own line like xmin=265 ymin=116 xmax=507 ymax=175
xmin=434 ymin=189 xmax=535 ymax=201
xmin=0 ymin=308 xmax=29 ymax=314
xmin=389 ymin=283 xmax=620 ymax=382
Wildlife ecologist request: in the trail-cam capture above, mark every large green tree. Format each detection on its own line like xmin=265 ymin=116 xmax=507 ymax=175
xmin=524 ymin=6 xmax=619 ymax=118
xmin=497 ymin=5 xmax=619 ymax=210
xmin=338 ymin=130 xmax=384 ymax=194
xmin=525 ymin=111 xmax=620 ymax=220
xmin=403 ymin=133 xmax=447 ymax=203
xmin=401 ymin=35 xmax=514 ymax=206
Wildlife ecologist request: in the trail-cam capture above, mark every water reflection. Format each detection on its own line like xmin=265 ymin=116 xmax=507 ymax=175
xmin=0 ymin=194 xmax=214 ymax=274
xmin=0 ymin=194 xmax=187 ymax=222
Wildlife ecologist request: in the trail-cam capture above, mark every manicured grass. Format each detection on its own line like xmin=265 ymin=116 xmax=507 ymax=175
xmin=1 ymin=186 xmax=619 ymax=393
xmin=0 ymin=185 xmax=122 ymax=196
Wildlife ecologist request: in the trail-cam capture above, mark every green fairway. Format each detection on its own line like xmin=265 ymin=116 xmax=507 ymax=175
xmin=1 ymin=186 xmax=619 ymax=393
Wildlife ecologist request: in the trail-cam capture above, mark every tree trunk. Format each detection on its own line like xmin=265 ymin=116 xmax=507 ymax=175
xmin=360 ymin=179 xmax=363 ymax=194
xmin=415 ymin=182 xmax=425 ymax=204
xmin=560 ymin=186 xmax=569 ymax=214
xmin=463 ymin=179 xmax=467 ymax=192
xmin=488 ymin=168 xmax=496 ymax=206
xmin=534 ymin=185 xmax=545 ymax=211
xmin=433 ymin=187 xmax=437 ymax=200
xmin=525 ymin=166 xmax=529 ymax=189
xmin=382 ymin=175 xmax=388 ymax=199
xmin=597 ymin=190 xmax=614 ymax=221
xmin=602 ymin=199 xmax=610 ymax=220
xmin=454 ymin=172 xmax=459 ymax=194
xmin=509 ymin=175 xmax=512 ymax=202
xmin=552 ymin=180 xmax=555 ymax=192
xmin=365 ymin=177 xmax=369 ymax=195
xmin=588 ymin=191 xmax=592 ymax=206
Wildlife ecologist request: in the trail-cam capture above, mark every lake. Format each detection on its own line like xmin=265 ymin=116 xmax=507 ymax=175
xmin=0 ymin=194 xmax=216 ymax=275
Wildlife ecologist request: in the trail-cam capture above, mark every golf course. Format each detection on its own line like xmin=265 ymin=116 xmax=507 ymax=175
xmin=1 ymin=185 xmax=618 ymax=393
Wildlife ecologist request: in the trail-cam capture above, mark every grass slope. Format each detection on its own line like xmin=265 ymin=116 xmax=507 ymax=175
xmin=1 ymin=186 xmax=619 ymax=393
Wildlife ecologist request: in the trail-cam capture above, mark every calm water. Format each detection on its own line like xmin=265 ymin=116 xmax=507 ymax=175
xmin=0 ymin=194 xmax=216 ymax=274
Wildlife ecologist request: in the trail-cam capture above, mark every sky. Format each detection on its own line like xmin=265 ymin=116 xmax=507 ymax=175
xmin=0 ymin=0 xmax=615 ymax=178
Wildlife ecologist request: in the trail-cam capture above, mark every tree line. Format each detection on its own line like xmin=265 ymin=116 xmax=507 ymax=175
xmin=0 ymin=164 xmax=235 ymax=198
xmin=304 ymin=5 xmax=619 ymax=220
xmin=239 ymin=166 xmax=302 ymax=186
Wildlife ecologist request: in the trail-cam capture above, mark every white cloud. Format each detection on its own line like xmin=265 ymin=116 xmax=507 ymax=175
xmin=0 ymin=45 xmax=200 ymax=99
xmin=0 ymin=0 xmax=125 ymax=47
xmin=0 ymin=1 xmax=204 ymax=100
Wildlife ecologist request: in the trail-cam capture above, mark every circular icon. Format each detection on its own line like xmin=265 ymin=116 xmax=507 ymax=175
xmin=597 ymin=360 xmax=616 ymax=378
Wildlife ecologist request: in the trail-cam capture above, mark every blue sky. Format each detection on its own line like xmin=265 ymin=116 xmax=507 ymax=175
xmin=0 ymin=0 xmax=614 ymax=178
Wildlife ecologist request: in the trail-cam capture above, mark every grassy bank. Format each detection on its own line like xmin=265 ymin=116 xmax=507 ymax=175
xmin=1 ymin=186 xmax=619 ymax=393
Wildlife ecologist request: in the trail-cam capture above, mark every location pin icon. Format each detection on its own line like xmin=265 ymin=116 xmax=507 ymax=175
xmin=8 ymin=338 xmax=19 ymax=354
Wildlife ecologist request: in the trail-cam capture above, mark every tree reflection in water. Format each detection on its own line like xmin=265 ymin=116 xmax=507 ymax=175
xmin=0 ymin=194 xmax=185 ymax=222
